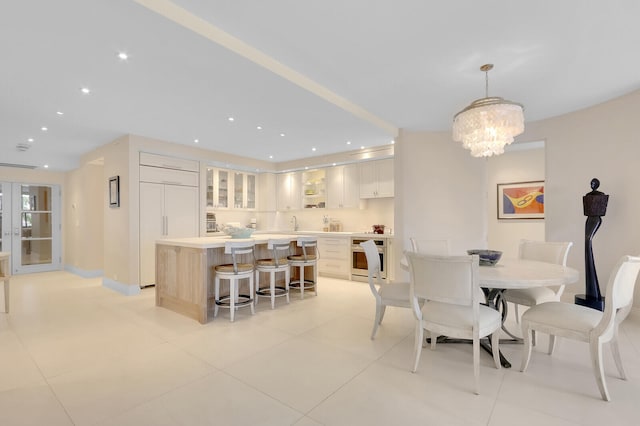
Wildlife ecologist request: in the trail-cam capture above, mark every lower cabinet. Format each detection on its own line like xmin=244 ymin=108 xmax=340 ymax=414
xmin=317 ymin=236 xmax=350 ymax=279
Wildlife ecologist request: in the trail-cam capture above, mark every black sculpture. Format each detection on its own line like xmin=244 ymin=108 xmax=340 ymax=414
xmin=575 ymin=178 xmax=608 ymax=311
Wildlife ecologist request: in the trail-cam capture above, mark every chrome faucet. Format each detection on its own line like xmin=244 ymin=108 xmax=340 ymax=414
xmin=291 ymin=215 xmax=298 ymax=231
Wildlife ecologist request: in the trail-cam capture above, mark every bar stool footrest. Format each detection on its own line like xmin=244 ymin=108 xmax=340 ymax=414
xmin=256 ymin=286 xmax=288 ymax=297
xmin=289 ymin=280 xmax=316 ymax=290
xmin=215 ymin=294 xmax=254 ymax=308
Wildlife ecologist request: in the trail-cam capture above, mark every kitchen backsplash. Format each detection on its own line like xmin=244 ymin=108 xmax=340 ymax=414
xmin=211 ymin=197 xmax=394 ymax=234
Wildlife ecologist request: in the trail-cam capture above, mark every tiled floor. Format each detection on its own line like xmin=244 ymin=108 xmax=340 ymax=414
xmin=2 ymin=271 xmax=640 ymax=425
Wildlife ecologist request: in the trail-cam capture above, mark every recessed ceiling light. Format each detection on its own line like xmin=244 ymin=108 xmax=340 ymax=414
xmin=118 ymin=52 xmax=128 ymax=60
xmin=332 ymin=163 xmax=337 ymax=166
xmin=228 ymin=117 xmax=235 ymax=122
xmin=56 ymin=111 xmax=64 ymax=115
xmin=44 ymin=164 xmax=49 ymax=168
xmin=346 ymin=141 xmax=351 ymax=145
xmin=311 ymin=147 xmax=316 ymax=152
xmin=81 ymin=87 xmax=90 ymax=94
xmin=305 ymin=166 xmax=309 ymax=170
xmin=360 ymin=146 xmax=365 ymax=149
xmin=41 ymin=126 xmax=48 ymax=131
xmin=391 ymin=140 xmax=395 ymax=144
xmin=269 ymin=155 xmax=273 ymax=159
xmin=194 ymin=139 xmax=199 ymax=143
xmin=280 ymin=133 xmax=285 ymax=137
xmin=27 ymin=138 xmax=34 ymax=142
xmin=256 ymin=126 xmax=262 ymax=130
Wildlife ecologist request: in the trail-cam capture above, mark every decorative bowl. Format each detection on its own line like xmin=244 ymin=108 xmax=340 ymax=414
xmin=221 ymin=224 xmax=255 ymax=239
xmin=467 ymin=249 xmax=503 ymax=266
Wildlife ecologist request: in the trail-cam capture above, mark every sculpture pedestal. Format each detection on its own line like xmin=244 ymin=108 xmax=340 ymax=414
xmin=575 ymin=294 xmax=604 ymax=311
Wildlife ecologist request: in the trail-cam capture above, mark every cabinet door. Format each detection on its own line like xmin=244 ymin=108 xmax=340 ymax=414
xmin=258 ymin=173 xmax=277 ymax=212
xmin=246 ymin=174 xmax=256 ymax=209
xmin=359 ymin=162 xmax=378 ymax=198
xmin=140 ymin=182 xmax=164 ymax=287
xmin=342 ymin=164 xmax=360 ymax=208
xmin=277 ymin=172 xmax=301 ymax=210
xmin=376 ymin=159 xmax=394 ymax=198
xmin=164 ymin=185 xmax=198 ymax=238
xmin=233 ymin=172 xmax=244 ymax=208
xmin=326 ymin=166 xmax=343 ymax=209
xmin=215 ymin=170 xmax=229 ymax=209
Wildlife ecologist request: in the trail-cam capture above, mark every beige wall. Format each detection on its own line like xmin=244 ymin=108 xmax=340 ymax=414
xmin=64 ymin=163 xmax=104 ymax=274
xmin=520 ymin=89 xmax=640 ymax=302
xmin=394 ymin=128 xmax=488 ymax=280
xmin=487 ymin=146 xmax=546 ymax=258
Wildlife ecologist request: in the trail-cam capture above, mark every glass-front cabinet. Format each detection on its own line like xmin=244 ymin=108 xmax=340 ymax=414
xmin=302 ymin=169 xmax=326 ymax=209
xmin=206 ymin=168 xmax=256 ymax=210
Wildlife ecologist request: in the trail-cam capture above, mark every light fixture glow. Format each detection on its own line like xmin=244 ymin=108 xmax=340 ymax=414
xmin=228 ymin=117 xmax=234 ymax=122
xmin=41 ymin=126 xmax=48 ymax=131
xmin=269 ymin=155 xmax=273 ymax=159
xmin=452 ymin=64 xmax=524 ymax=157
xmin=81 ymin=87 xmax=90 ymax=94
xmin=346 ymin=141 xmax=351 ymax=145
xmin=194 ymin=139 xmax=199 ymax=143
xmin=360 ymin=146 xmax=365 ymax=149
xmin=280 ymin=133 xmax=285 ymax=137
xmin=44 ymin=164 xmax=49 ymax=168
xmin=256 ymin=126 xmax=262 ymax=130
xmin=27 ymin=138 xmax=34 ymax=142
xmin=311 ymin=147 xmax=317 ymax=152
xmin=56 ymin=111 xmax=64 ymax=115
xmin=118 ymin=52 xmax=128 ymax=60
xmin=332 ymin=163 xmax=337 ymax=166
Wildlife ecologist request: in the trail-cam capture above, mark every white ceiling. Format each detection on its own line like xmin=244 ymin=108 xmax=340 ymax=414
xmin=2 ymin=0 xmax=639 ymax=171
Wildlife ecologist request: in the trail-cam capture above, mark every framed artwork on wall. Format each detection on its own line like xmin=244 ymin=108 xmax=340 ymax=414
xmin=497 ymin=181 xmax=544 ymax=219
xmin=109 ymin=176 xmax=120 ymax=208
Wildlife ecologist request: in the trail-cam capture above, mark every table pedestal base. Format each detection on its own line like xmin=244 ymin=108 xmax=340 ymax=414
xmin=425 ymin=336 xmax=514 ymax=368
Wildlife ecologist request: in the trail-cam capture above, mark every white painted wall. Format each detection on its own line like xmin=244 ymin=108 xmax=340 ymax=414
xmin=394 ymin=129 xmax=488 ymax=279
xmin=487 ymin=146 xmax=545 ymax=258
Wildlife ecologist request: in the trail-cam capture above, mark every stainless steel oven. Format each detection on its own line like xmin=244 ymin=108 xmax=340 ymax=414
xmin=351 ymin=237 xmax=387 ymax=280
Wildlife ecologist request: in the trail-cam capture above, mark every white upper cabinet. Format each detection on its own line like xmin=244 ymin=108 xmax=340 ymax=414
xmin=140 ymin=152 xmax=199 ymax=172
xmin=359 ymin=159 xmax=394 ymax=198
xmin=327 ymin=164 xmax=360 ymax=208
xmin=206 ymin=168 xmax=256 ymax=210
xmin=277 ymin=171 xmax=301 ymax=210
xmin=258 ymin=173 xmax=277 ymax=212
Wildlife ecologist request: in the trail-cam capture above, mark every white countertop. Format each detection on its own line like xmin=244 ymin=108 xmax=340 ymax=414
xmin=157 ymin=231 xmax=394 ymax=249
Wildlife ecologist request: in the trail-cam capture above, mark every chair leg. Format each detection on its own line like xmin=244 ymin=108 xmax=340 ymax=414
xmin=547 ymin=335 xmax=556 ymax=355
xmin=610 ymin=328 xmax=627 ymax=380
xmin=491 ymin=332 xmax=501 ymax=370
xmin=285 ymin=268 xmax=290 ymax=304
xmin=229 ymin=279 xmax=236 ymax=322
xmin=473 ymin=337 xmax=480 ymax=395
xmin=514 ymin=303 xmax=520 ymax=324
xmin=249 ymin=275 xmax=255 ymax=315
xmin=214 ymin=276 xmax=220 ymax=318
xmin=590 ymin=339 xmax=611 ymax=401
xmin=378 ymin=305 xmax=387 ymax=324
xmin=254 ymin=270 xmax=260 ymax=307
xmin=371 ymin=302 xmax=383 ymax=339
xmin=520 ymin=324 xmax=533 ymax=372
xmin=532 ymin=330 xmax=537 ymax=347
xmin=270 ymin=270 xmax=276 ymax=309
xmin=412 ymin=323 xmax=424 ymax=373
xmin=299 ymin=265 xmax=304 ymax=299
xmin=430 ymin=331 xmax=437 ymax=350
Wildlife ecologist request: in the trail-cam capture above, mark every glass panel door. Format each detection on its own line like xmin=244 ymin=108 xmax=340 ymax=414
xmin=8 ymin=183 xmax=61 ymax=274
xmin=234 ymin=172 xmax=244 ymax=208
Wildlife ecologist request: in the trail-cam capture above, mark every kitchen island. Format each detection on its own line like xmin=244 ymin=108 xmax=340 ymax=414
xmin=155 ymin=234 xmax=299 ymax=323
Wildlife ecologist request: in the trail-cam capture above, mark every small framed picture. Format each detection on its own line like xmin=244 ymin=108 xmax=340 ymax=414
xmin=497 ymin=181 xmax=544 ymax=219
xmin=109 ymin=176 xmax=120 ymax=208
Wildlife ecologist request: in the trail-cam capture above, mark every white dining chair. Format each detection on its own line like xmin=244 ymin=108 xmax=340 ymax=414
xmin=406 ymin=251 xmax=501 ymax=395
xmin=361 ymin=240 xmax=420 ymax=340
xmin=409 ymin=238 xmax=450 ymax=255
xmin=520 ymin=254 xmax=640 ymax=401
xmin=502 ymin=240 xmax=573 ymax=324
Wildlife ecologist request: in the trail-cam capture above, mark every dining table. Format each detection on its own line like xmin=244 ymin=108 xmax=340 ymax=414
xmin=401 ymin=256 xmax=580 ymax=368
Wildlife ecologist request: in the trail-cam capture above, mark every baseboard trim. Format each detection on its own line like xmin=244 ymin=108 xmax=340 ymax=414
xmin=102 ymin=278 xmax=141 ymax=296
xmin=64 ymin=265 xmax=104 ymax=278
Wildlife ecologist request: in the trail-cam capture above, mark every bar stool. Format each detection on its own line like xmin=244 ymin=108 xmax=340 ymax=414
xmin=214 ymin=240 xmax=255 ymax=322
xmin=287 ymin=236 xmax=318 ymax=299
xmin=255 ymin=238 xmax=291 ymax=309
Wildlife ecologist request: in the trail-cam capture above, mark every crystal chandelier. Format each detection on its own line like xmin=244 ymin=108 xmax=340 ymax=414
xmin=452 ymin=64 xmax=524 ymax=157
